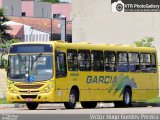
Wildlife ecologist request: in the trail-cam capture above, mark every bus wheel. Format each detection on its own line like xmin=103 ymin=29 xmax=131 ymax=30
xmin=26 ymin=102 xmax=39 ymax=110
xmin=114 ymin=88 xmax=132 ymax=107
xmin=114 ymin=101 xmax=123 ymax=107
xmin=64 ymin=89 xmax=77 ymax=109
xmin=123 ymin=88 xmax=132 ymax=107
xmin=81 ymin=102 xmax=97 ymax=108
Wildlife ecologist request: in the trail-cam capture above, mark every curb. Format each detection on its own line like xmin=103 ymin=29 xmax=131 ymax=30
xmin=0 ymin=104 xmax=25 ymax=108
xmin=0 ymin=102 xmax=160 ymax=109
xmin=133 ymin=102 xmax=160 ymax=107
xmin=0 ymin=103 xmax=115 ymax=109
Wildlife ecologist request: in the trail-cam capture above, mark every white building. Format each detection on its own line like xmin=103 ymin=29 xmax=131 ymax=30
xmin=72 ymin=0 xmax=160 ymax=62
xmin=5 ymin=21 xmax=50 ymax=42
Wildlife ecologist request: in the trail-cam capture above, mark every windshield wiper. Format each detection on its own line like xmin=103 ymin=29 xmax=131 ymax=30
xmin=33 ymin=53 xmax=43 ymax=63
xmin=31 ymin=53 xmax=43 ymax=70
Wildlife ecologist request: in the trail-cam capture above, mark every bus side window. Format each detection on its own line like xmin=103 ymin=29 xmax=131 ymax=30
xmin=151 ymin=53 xmax=157 ymax=73
xmin=140 ymin=53 xmax=152 ymax=73
xmin=104 ymin=51 xmax=116 ymax=72
xmin=128 ymin=53 xmax=140 ymax=72
xmin=56 ymin=51 xmax=67 ymax=77
xmin=78 ymin=50 xmax=91 ymax=71
xmin=67 ymin=49 xmax=78 ymax=71
xmin=117 ymin=52 xmax=129 ymax=72
xmin=91 ymin=51 xmax=104 ymax=71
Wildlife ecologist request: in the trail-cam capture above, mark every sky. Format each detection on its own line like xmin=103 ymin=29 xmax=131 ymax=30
xmin=60 ymin=0 xmax=72 ymax=3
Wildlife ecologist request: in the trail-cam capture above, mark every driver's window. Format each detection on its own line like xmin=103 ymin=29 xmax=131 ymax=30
xmin=56 ymin=51 xmax=67 ymax=77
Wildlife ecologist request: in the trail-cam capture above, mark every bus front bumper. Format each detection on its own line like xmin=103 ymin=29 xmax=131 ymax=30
xmin=6 ymin=90 xmax=55 ymax=103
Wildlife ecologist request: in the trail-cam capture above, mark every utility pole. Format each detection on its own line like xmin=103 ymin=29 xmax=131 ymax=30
xmin=60 ymin=16 xmax=66 ymax=41
xmin=50 ymin=18 xmax=53 ymax=40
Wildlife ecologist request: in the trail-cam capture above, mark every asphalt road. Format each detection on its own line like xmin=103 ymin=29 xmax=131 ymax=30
xmin=0 ymin=103 xmax=160 ymax=114
xmin=0 ymin=103 xmax=160 ymax=120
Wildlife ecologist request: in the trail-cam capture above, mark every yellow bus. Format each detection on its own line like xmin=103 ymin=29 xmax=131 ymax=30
xmin=6 ymin=41 xmax=159 ymax=110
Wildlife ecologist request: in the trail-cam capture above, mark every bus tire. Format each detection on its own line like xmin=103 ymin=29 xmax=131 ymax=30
xmin=64 ymin=89 xmax=77 ymax=109
xmin=123 ymin=87 xmax=132 ymax=107
xmin=81 ymin=102 xmax=97 ymax=108
xmin=114 ymin=88 xmax=132 ymax=107
xmin=114 ymin=101 xmax=123 ymax=107
xmin=26 ymin=102 xmax=39 ymax=110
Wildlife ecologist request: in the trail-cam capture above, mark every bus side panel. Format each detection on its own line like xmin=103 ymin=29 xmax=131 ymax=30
xmin=130 ymin=73 xmax=147 ymax=101
xmin=131 ymin=72 xmax=158 ymax=101
xmin=80 ymin=90 xmax=93 ymax=101
xmin=54 ymin=89 xmax=70 ymax=102
xmin=78 ymin=72 xmax=124 ymax=102
xmin=145 ymin=73 xmax=159 ymax=99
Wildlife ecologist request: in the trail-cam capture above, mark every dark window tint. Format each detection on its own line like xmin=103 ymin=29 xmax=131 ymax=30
xmin=104 ymin=51 xmax=116 ymax=72
xmin=151 ymin=53 xmax=157 ymax=73
xmin=10 ymin=44 xmax=52 ymax=53
xmin=78 ymin=50 xmax=91 ymax=71
xmin=53 ymin=14 xmax=61 ymax=19
xmin=140 ymin=53 xmax=152 ymax=73
xmin=67 ymin=50 xmax=78 ymax=71
xmin=129 ymin=53 xmax=140 ymax=72
xmin=22 ymin=12 xmax=26 ymax=16
xmin=56 ymin=51 xmax=67 ymax=77
xmin=91 ymin=51 xmax=104 ymax=71
xmin=117 ymin=52 xmax=129 ymax=72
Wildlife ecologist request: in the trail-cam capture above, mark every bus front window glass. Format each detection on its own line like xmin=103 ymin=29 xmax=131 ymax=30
xmin=8 ymin=54 xmax=53 ymax=82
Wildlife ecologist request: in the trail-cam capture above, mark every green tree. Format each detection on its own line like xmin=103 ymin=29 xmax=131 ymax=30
xmin=0 ymin=9 xmax=18 ymax=69
xmin=0 ymin=39 xmax=19 ymax=69
xmin=0 ymin=8 xmax=11 ymax=44
xmin=133 ymin=37 xmax=154 ymax=47
xmin=1 ymin=39 xmax=19 ymax=48
xmin=42 ymin=0 xmax=60 ymax=3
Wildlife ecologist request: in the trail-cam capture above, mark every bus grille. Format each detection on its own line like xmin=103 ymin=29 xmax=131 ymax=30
xmin=14 ymin=84 xmax=44 ymax=89
xmin=21 ymin=95 xmax=37 ymax=99
xmin=19 ymin=91 xmax=39 ymax=94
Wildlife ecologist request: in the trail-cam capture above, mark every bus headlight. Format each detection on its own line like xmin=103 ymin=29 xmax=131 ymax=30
xmin=41 ymin=84 xmax=53 ymax=93
xmin=8 ymin=87 xmax=18 ymax=93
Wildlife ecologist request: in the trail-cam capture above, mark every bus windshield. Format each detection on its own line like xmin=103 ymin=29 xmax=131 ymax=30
xmin=8 ymin=54 xmax=53 ymax=82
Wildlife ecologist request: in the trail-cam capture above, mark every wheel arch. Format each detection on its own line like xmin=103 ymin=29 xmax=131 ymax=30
xmin=70 ymin=85 xmax=80 ymax=101
xmin=124 ymin=85 xmax=132 ymax=96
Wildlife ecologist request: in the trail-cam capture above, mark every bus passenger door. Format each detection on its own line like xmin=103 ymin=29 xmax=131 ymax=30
xmin=55 ymin=50 xmax=69 ymax=102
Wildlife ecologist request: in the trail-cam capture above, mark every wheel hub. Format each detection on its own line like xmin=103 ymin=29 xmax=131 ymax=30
xmin=70 ymin=94 xmax=76 ymax=103
xmin=124 ymin=92 xmax=130 ymax=105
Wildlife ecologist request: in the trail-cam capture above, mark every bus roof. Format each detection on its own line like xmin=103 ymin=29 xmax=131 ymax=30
xmin=54 ymin=41 xmax=156 ymax=53
xmin=11 ymin=41 xmax=157 ymax=53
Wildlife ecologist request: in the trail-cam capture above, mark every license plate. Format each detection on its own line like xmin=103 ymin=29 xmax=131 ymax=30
xmin=25 ymin=98 xmax=33 ymax=102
